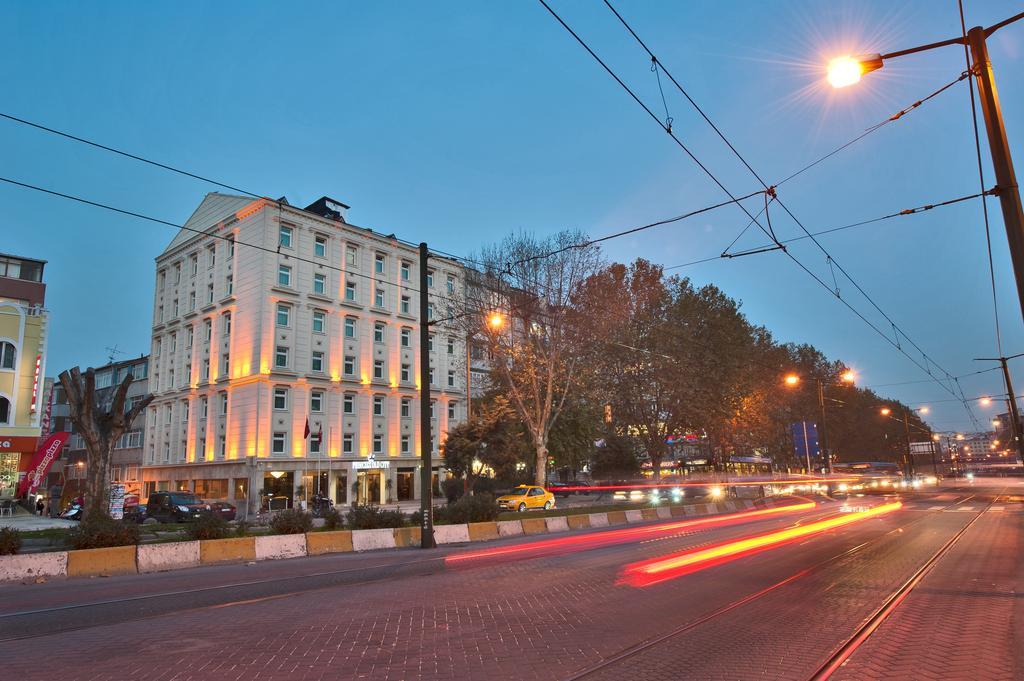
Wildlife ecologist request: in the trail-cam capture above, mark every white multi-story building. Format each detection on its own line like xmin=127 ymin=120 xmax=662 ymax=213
xmin=143 ymin=193 xmax=466 ymax=511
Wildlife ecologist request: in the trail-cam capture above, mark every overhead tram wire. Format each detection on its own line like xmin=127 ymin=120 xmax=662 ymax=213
xmin=596 ymin=0 xmax=979 ymax=427
xmin=0 ymin=110 xmax=485 ymax=274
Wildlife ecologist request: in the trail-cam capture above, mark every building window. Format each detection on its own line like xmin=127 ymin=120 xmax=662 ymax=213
xmin=219 ymin=434 xmax=226 ymax=458
xmin=279 ymin=225 xmax=293 ymax=248
xmin=447 ymin=338 xmax=454 ymax=355
xmin=276 ymin=303 xmax=290 ymax=327
xmin=374 ymin=288 xmax=385 ymax=308
xmin=346 ymin=244 xmax=358 ymax=267
xmin=313 ymin=273 xmax=326 ymax=295
xmin=426 ymin=270 xmax=434 ymax=288
xmin=275 ymin=345 xmax=289 ymax=369
xmin=343 ymin=355 xmax=355 ymax=376
xmin=190 ymin=253 xmax=198 ymax=276
xmin=448 ymin=401 xmax=457 ymax=419
xmin=227 ymin=236 xmax=235 ymax=259
xmin=273 ymin=387 xmax=288 ymax=410
xmin=164 ymin=405 xmax=172 ymax=425
xmin=428 ymin=334 xmax=434 ymax=352
xmin=189 ymin=291 xmax=196 ymax=310
xmin=202 ymin=359 xmax=210 ymax=380
xmin=372 ymin=433 xmax=383 ymax=455
xmin=312 ymin=310 xmax=326 ymax=333
xmin=400 ymin=261 xmax=410 ymax=281
xmin=427 ymin=303 xmax=434 ymax=320
xmin=182 ymin=400 xmax=189 ymax=422
xmin=315 ymin=236 xmax=327 ymax=258
xmin=374 ymin=253 xmax=385 ymax=274
xmin=342 ymin=433 xmax=354 ymax=454
xmin=401 ymin=434 xmax=410 ymax=454
xmin=170 ymin=333 xmax=177 ymax=353
xmin=447 ymin=370 xmax=455 ymax=387
xmin=345 ymin=281 xmax=357 ymax=302
xmin=173 ymin=263 xmax=181 ymax=284
xmin=343 ymin=393 xmax=355 ymax=414
xmin=311 ymin=351 xmax=324 ymax=373
xmin=400 ymin=296 xmax=410 ymax=315
xmin=374 ymin=323 xmax=385 ymax=343
xmin=310 ymin=434 xmax=321 ymax=454
xmin=219 ymin=392 xmax=228 ymax=416
xmin=311 ymin=390 xmax=324 ymax=413
xmin=200 ymin=396 xmax=208 ymax=420
xmin=206 ymin=283 xmax=214 ymax=304
xmin=447 ymin=274 xmax=456 ymax=293
xmin=223 ymin=313 xmax=232 ymax=336
xmin=226 ymin=274 xmax=233 ymax=295
xmin=186 ymin=326 xmax=193 ymax=348
xmin=158 ymin=269 xmax=166 ymax=288
xmin=429 ymin=367 xmax=435 ymax=386
xmin=344 ymin=317 xmax=356 ymax=338
xmin=401 ymin=328 xmax=411 ymax=347
xmin=278 ymin=265 xmax=291 ymax=287
xmin=221 ymin=352 xmax=230 ymax=376
xmin=430 ymin=400 xmax=436 ymax=418
xmin=373 ymin=395 xmax=384 ymax=416
xmin=272 ymin=432 xmax=286 ymax=455
xmin=204 ymin=319 xmax=213 ymax=341
xmin=172 ymin=298 xmax=179 ymax=317
xmin=401 ymin=364 xmax=411 ymax=383
xmin=207 ymin=243 xmax=216 ymax=269
xmin=373 ymin=359 xmax=384 ymax=380
xmin=401 ymin=398 xmax=411 ymax=418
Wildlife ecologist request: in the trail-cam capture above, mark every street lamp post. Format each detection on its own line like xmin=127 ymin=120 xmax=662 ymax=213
xmin=784 ymin=369 xmax=855 ymax=474
xmin=827 ymin=12 xmax=1024 ymax=324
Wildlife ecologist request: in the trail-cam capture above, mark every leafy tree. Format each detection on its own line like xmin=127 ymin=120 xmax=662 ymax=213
xmin=590 ymin=433 xmax=640 ymax=480
xmin=443 ymin=396 xmax=525 ymax=492
xmin=546 ymin=398 xmax=602 ymax=478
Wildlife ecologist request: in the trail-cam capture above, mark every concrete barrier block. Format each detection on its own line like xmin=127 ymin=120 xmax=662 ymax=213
xmin=497 ymin=520 xmax=523 ymax=537
xmin=641 ymin=508 xmax=659 ymax=520
xmin=256 ymin=534 xmax=306 ymax=561
xmin=200 ymin=536 xmax=256 ymax=564
xmin=352 ymin=528 xmax=398 ymax=551
xmin=434 ymin=524 xmax=471 ymax=544
xmin=656 ymin=506 xmax=672 ymax=519
xmin=467 ymin=522 xmax=499 ymax=542
xmin=520 ymin=518 xmax=548 ymax=535
xmin=670 ymin=505 xmax=688 ymax=517
xmin=306 ymin=530 xmax=353 ymax=555
xmin=566 ymin=514 xmax=591 ymax=530
xmin=392 ymin=527 xmax=421 ymax=548
xmin=67 ymin=545 xmax=137 ymax=578
xmin=544 ymin=516 xmax=569 ymax=533
xmin=625 ymin=509 xmax=645 ymax=523
xmin=588 ymin=513 xmax=610 ymax=528
xmin=137 ymin=541 xmax=200 ymax=573
xmin=0 ymin=551 xmax=68 ymax=581
xmin=606 ymin=510 xmax=628 ymax=525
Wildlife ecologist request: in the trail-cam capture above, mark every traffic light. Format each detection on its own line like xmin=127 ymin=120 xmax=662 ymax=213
xmin=604 ymin=404 xmax=613 ymax=424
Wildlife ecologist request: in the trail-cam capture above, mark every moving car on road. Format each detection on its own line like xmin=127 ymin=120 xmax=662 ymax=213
xmin=496 ymin=485 xmax=555 ymax=512
xmin=146 ymin=491 xmax=211 ymax=523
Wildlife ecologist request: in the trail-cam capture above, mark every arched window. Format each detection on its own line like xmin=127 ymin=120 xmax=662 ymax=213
xmin=0 ymin=342 xmax=14 ymax=370
xmin=0 ymin=396 xmax=10 ymax=424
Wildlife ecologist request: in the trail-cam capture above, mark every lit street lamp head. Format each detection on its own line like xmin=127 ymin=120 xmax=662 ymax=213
xmin=826 ymin=53 xmax=883 ymax=88
xmin=487 ymin=312 xmax=504 ymax=329
xmin=880 ymin=407 xmax=892 ymax=416
xmin=784 ymin=373 xmax=800 ymax=387
xmin=840 ymin=369 xmax=856 ymax=384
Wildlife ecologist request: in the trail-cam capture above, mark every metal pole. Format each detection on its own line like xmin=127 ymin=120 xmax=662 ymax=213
xmin=902 ymin=409 xmax=915 ymax=477
xmin=930 ymin=439 xmax=939 ymax=477
xmin=418 ymin=243 xmax=436 ymax=548
xmin=996 ymin=358 xmax=1024 ymax=463
xmin=465 ymin=330 xmax=472 ymax=420
xmin=967 ymin=26 xmax=1024 ymax=326
xmin=817 ymin=379 xmax=830 ymax=475
xmin=802 ymin=421 xmax=811 ymax=474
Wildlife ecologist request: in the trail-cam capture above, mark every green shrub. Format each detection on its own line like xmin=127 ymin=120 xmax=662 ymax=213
xmin=0 ymin=527 xmax=22 ymax=555
xmin=322 ymin=506 xmax=343 ymax=530
xmin=269 ymin=509 xmax=313 ymax=535
xmin=235 ymin=519 xmax=251 ymax=537
xmin=68 ymin=514 xmax=140 ymax=550
xmin=186 ymin=513 xmax=230 ymax=540
xmin=442 ymin=478 xmax=465 ymax=504
xmin=346 ymin=505 xmax=407 ymax=530
xmin=435 ymin=494 xmax=498 ymax=524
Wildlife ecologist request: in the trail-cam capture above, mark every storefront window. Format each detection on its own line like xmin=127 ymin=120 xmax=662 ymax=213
xmin=194 ymin=478 xmax=228 ymax=499
xmin=397 ymin=468 xmax=414 ymax=501
xmin=233 ymin=478 xmax=248 ymax=501
xmin=0 ymin=453 xmax=20 ymax=498
xmin=335 ymin=473 xmax=348 ymax=504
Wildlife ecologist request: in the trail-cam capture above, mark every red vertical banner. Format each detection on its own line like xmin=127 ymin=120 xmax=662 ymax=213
xmin=16 ymin=432 xmax=69 ymax=498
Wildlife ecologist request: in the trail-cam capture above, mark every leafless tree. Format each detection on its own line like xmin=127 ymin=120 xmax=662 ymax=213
xmin=58 ymin=367 xmax=153 ymax=520
xmin=454 ymin=230 xmax=601 ymax=486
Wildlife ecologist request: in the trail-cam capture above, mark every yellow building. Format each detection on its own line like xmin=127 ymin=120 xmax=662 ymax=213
xmin=0 ymin=253 xmax=49 ymax=499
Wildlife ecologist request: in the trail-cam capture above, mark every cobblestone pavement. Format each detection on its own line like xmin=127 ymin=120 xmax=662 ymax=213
xmin=1 ymin=488 xmax=1018 ymax=681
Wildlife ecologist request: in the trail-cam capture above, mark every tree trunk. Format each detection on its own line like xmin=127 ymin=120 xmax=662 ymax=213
xmin=85 ymin=441 xmax=114 ymax=520
xmin=534 ymin=439 xmax=548 ymax=487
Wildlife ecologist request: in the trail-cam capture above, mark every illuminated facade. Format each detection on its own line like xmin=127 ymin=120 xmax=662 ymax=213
xmin=0 ymin=253 xmax=49 ymax=499
xmin=143 ymin=194 xmax=465 ymax=511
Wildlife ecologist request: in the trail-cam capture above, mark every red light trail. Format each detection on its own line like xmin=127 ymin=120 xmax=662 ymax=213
xmin=445 ymin=501 xmax=817 ymax=565
xmin=620 ymin=501 xmax=903 ymax=587
xmin=551 ymin=478 xmax=858 ymax=493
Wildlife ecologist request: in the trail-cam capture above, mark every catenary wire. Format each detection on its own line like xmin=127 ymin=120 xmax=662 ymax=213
xmin=597 ymin=0 xmax=979 ymax=426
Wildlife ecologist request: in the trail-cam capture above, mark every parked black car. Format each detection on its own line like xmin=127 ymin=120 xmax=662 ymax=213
xmin=146 ymin=492 xmax=211 ymax=523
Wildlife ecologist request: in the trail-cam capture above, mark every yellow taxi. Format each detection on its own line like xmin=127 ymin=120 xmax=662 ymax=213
xmin=496 ymin=485 xmax=555 ymax=512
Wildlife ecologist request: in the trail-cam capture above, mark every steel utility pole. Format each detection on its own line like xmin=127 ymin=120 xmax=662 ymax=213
xmin=901 ymin=409 xmax=915 ymax=477
xmin=816 ymin=379 xmax=830 ymax=475
xmin=975 ymin=353 xmax=1024 ymax=464
xmin=966 ymin=25 xmax=1024 ymax=325
xmin=419 ymin=243 xmax=436 ymax=548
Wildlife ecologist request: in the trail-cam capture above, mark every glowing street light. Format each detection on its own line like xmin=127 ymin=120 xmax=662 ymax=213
xmin=980 ymin=396 xmax=992 ymax=406
xmin=487 ymin=311 xmax=504 ymax=329
xmin=826 ymin=54 xmax=882 ymax=88
xmin=880 ymin=407 xmax=892 ymax=416
xmin=840 ymin=369 xmax=856 ymax=384
xmin=784 ymin=373 xmax=800 ymax=387
xmin=918 ymin=406 xmax=930 ymax=414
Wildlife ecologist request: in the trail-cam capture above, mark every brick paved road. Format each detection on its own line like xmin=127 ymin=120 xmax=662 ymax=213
xmin=1 ymin=485 xmax=1018 ymax=681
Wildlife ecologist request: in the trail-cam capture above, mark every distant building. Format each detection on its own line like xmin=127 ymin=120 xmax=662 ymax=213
xmin=144 ymin=194 xmax=466 ymax=512
xmin=0 ymin=253 xmax=49 ymax=498
xmin=48 ymin=354 xmax=150 ymax=501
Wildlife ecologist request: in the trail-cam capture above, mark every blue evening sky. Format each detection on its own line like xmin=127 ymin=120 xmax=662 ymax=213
xmin=2 ymin=1 xmax=1021 ymax=432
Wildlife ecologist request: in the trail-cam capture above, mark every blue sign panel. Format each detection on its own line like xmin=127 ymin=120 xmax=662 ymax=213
xmin=791 ymin=421 xmax=820 ymax=461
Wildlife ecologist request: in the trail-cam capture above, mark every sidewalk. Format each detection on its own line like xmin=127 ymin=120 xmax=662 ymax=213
xmin=0 ymin=514 xmax=77 ymax=531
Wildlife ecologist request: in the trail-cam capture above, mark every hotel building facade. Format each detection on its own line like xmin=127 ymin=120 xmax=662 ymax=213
xmin=143 ymin=193 xmax=466 ymax=512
